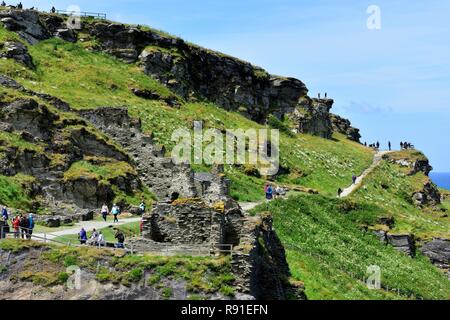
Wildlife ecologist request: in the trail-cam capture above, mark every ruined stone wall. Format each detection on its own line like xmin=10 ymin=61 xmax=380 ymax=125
xmin=78 ymin=107 xmax=197 ymax=201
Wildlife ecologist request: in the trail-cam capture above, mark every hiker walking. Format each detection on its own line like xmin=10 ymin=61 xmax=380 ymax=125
xmin=114 ymin=229 xmax=125 ymax=249
xmin=352 ymin=175 xmax=357 ymax=185
xmin=51 ymin=6 xmax=56 ymax=13
xmin=139 ymin=200 xmax=146 ymax=215
xmin=101 ymin=203 xmax=109 ymax=222
xmin=376 ymin=141 xmax=380 ymax=149
xmin=388 ymin=141 xmax=391 ymax=151
xmin=337 ymin=188 xmax=343 ymax=197
xmin=400 ymin=141 xmax=404 ymax=150
xmin=325 ymin=92 xmax=327 ymax=98
xmin=27 ymin=214 xmax=34 ymax=239
xmin=78 ymin=227 xmax=87 ymax=245
xmin=111 ymin=204 xmax=120 ymax=223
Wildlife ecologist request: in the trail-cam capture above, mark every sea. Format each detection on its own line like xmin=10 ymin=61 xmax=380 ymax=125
xmin=430 ymin=172 xmax=450 ymax=191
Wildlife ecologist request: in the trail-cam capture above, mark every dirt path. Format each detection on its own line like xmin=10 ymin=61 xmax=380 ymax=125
xmin=339 ymin=151 xmax=390 ymax=198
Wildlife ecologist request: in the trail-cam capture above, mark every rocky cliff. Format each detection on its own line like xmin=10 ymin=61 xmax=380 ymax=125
xmin=0 ymin=8 xmax=359 ymax=140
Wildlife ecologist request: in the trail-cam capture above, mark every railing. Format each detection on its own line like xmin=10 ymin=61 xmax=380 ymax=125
xmin=0 ymin=226 xmax=234 ymax=256
xmin=55 ymin=10 xmax=106 ymax=20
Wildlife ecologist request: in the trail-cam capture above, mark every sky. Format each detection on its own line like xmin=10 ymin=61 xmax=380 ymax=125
xmin=19 ymin=0 xmax=450 ymax=171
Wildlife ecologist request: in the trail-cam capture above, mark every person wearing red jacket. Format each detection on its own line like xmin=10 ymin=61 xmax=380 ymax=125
xmin=12 ymin=215 xmax=21 ymax=238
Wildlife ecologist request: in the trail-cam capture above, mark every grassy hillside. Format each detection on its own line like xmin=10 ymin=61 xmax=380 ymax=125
xmin=350 ymin=154 xmax=449 ymax=240
xmin=253 ymin=194 xmax=450 ymax=300
xmin=0 ymin=28 xmax=373 ymax=202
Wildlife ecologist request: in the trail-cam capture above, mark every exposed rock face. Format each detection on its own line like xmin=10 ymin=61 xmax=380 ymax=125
xmin=412 ymin=180 xmax=441 ymax=207
xmin=78 ymin=107 xmax=198 ymax=201
xmin=1 ymin=41 xmax=34 ymax=68
xmin=389 ymin=157 xmax=433 ymax=176
xmin=419 ymin=238 xmax=450 ymax=272
xmin=0 ymin=9 xmax=51 ymax=44
xmin=375 ymin=231 xmax=416 ymax=257
xmin=330 ymin=113 xmax=361 ymax=142
xmin=289 ymin=97 xmax=333 ymax=138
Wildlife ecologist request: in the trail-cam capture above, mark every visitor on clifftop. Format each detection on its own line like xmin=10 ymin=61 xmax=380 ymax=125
xmin=101 ymin=203 xmax=109 ymax=222
xmin=388 ymin=141 xmax=392 ymax=151
xmin=337 ymin=188 xmax=343 ymax=197
xmin=352 ymin=175 xmax=357 ymax=185
xmin=51 ymin=6 xmax=56 ymax=13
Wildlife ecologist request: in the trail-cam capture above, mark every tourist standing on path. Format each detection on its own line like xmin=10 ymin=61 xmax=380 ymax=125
xmin=111 ymin=204 xmax=120 ymax=223
xmin=12 ymin=215 xmax=20 ymax=238
xmin=388 ymin=141 xmax=391 ymax=151
xmin=352 ymin=175 xmax=357 ymax=185
xmin=27 ymin=214 xmax=35 ymax=239
xmin=376 ymin=141 xmax=380 ymax=149
xmin=78 ymin=227 xmax=87 ymax=245
xmin=101 ymin=204 xmax=109 ymax=222
xmin=1 ymin=207 xmax=8 ymax=221
xmin=97 ymin=231 xmax=105 ymax=247
xmin=0 ymin=217 xmax=7 ymax=239
xmin=19 ymin=214 xmax=28 ymax=239
xmin=337 ymin=188 xmax=343 ymax=197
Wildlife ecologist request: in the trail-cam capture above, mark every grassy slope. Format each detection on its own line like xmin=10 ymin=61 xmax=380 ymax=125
xmin=351 ymin=155 xmax=450 ymax=240
xmin=0 ymin=31 xmax=373 ymax=202
xmin=254 ymin=195 xmax=450 ymax=300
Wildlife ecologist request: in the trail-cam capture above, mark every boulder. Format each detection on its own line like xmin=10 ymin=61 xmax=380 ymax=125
xmin=43 ymin=217 xmax=61 ymax=228
xmin=419 ymin=238 xmax=450 ymax=270
xmin=330 ymin=113 xmax=361 ymax=142
xmin=386 ymin=234 xmax=416 ymax=257
xmin=412 ymin=181 xmax=441 ymax=207
xmin=1 ymin=41 xmax=35 ymax=68
xmin=0 ymin=9 xmax=51 ymax=44
xmin=55 ymin=28 xmax=77 ymax=43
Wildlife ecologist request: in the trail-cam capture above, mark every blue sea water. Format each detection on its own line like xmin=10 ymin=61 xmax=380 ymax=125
xmin=430 ymin=172 xmax=450 ymax=191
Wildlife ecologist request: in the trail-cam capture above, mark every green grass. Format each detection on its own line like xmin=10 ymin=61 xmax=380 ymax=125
xmin=0 ymin=174 xmax=36 ymax=211
xmin=351 ymin=161 xmax=449 ymax=240
xmin=0 ymin=131 xmax=44 ymax=152
xmin=254 ymin=194 xmax=450 ymax=300
xmin=52 ymin=220 xmax=141 ymax=244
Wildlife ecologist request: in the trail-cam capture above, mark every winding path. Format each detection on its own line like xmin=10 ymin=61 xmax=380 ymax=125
xmin=339 ymin=151 xmax=390 ymax=198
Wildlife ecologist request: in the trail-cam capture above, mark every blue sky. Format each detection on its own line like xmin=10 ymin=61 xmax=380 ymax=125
xmin=20 ymin=0 xmax=450 ymax=171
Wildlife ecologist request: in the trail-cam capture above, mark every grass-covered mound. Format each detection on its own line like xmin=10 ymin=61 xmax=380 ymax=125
xmin=253 ymin=194 xmax=450 ymax=300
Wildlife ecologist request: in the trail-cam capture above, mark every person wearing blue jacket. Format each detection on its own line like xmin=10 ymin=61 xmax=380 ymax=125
xmin=27 ymin=214 xmax=35 ymax=239
xmin=1 ymin=207 xmax=8 ymax=221
xmin=78 ymin=228 xmax=88 ymax=245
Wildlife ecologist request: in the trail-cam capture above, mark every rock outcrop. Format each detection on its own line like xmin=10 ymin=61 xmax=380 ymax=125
xmin=289 ymin=97 xmax=334 ymax=138
xmin=330 ymin=113 xmax=361 ymax=142
xmin=412 ymin=180 xmax=441 ymax=207
xmin=419 ymin=238 xmax=450 ymax=275
xmin=0 ymin=41 xmax=35 ymax=68
xmin=374 ymin=231 xmax=416 ymax=257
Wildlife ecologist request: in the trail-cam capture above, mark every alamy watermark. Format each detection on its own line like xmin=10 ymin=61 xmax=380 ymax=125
xmin=366 ymin=265 xmax=381 ymax=290
xmin=171 ymin=121 xmax=280 ymax=176
xmin=66 ymin=5 xmax=81 ymax=30
xmin=367 ymin=5 xmax=381 ymax=30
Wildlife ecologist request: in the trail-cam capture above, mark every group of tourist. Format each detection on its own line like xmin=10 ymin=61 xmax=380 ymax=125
xmin=0 ymin=207 xmax=35 ymax=239
xmin=78 ymin=227 xmax=125 ymax=248
xmin=0 ymin=2 xmax=22 ymax=9
xmin=264 ymin=184 xmax=286 ymax=201
xmin=400 ymin=141 xmax=414 ymax=150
